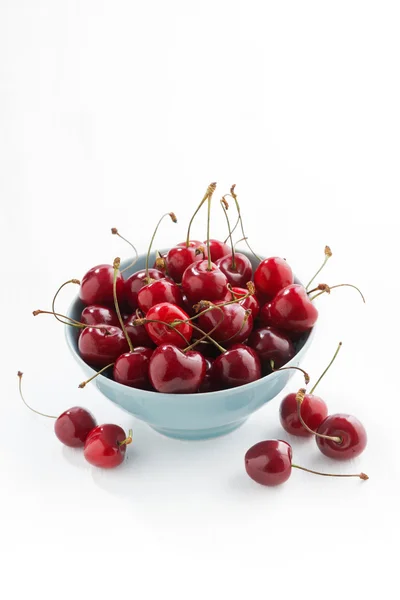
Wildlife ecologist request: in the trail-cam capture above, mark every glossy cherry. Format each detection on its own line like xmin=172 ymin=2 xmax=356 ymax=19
xmin=148 ymin=344 xmax=206 ymax=393
xmin=206 ymin=239 xmax=231 ymax=262
xmin=84 ymin=424 xmax=132 ymax=468
xmin=280 ymin=393 xmax=328 ymax=437
xmin=144 ymin=302 xmax=193 ymax=348
xmin=316 ymin=414 xmax=367 ymax=460
xmin=259 ymin=302 xmax=272 ymax=326
xmin=182 ymin=260 xmax=228 ymax=304
xmin=124 ymin=312 xmax=155 ymax=348
xmin=55 ymin=407 xmax=97 ymax=447
xmin=78 ymin=325 xmax=129 ymax=368
xmin=113 ymin=347 xmax=153 ymax=389
xmin=197 ymin=302 xmax=253 ymax=345
xmin=212 ymin=344 xmax=261 ymax=389
xmin=254 ymin=257 xmax=294 ymax=301
xmin=137 ymin=279 xmax=183 ymax=313
xmin=166 ymin=242 xmax=205 ymax=283
xmin=199 ymin=358 xmax=215 ymax=393
xmin=247 ymin=327 xmax=295 ymax=371
xmin=124 ymin=268 xmax=166 ymax=310
xmin=269 ymin=284 xmax=318 ymax=333
xmin=231 ymin=287 xmax=260 ymax=319
xmin=79 ymin=264 xmax=125 ymax=307
xmin=81 ymin=305 xmax=119 ymax=327
xmin=215 ymin=253 xmax=253 ymax=288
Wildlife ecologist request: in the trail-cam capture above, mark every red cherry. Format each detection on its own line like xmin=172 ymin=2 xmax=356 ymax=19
xmin=54 ymin=407 xmax=97 ymax=447
xmin=254 ymin=257 xmax=294 ymax=300
xmin=206 ymin=239 xmax=231 ymax=262
xmin=79 ymin=264 xmax=125 ymax=307
xmin=84 ymin=424 xmax=132 ymax=469
xmin=316 ymin=414 xmax=367 ymax=460
xmin=197 ymin=302 xmax=253 ymax=345
xmin=124 ymin=312 xmax=155 ymax=348
xmin=215 ymin=253 xmax=253 ymax=288
xmin=247 ymin=327 xmax=295 ymax=371
xmin=165 ymin=243 xmax=205 ymax=283
xmin=145 ymin=302 xmax=193 ymax=348
xmin=81 ymin=305 xmax=119 ymax=327
xmin=182 ymin=260 xmax=228 ymax=304
xmin=245 ymin=440 xmax=293 ymax=486
xmin=113 ymin=347 xmax=154 ymax=389
xmin=199 ymin=357 xmax=215 ymax=393
xmin=137 ymin=279 xmax=183 ymax=313
xmin=231 ymin=287 xmax=260 ymax=319
xmin=148 ymin=344 xmax=206 ymax=393
xmin=279 ymin=393 xmax=328 ymax=437
xmin=124 ymin=269 xmax=166 ymax=310
xmin=259 ymin=302 xmax=272 ymax=326
xmin=269 ymin=284 xmax=319 ymax=333
xmin=212 ymin=344 xmax=261 ymax=389
xmin=78 ymin=325 xmax=129 ymax=368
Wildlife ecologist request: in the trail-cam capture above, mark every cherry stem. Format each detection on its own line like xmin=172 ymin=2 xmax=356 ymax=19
xmin=220 ymin=198 xmax=236 ymax=270
xmin=309 ymin=283 xmax=366 ymax=303
xmin=295 ymin=388 xmax=342 ymax=443
xmin=270 ymin=361 xmax=310 ymax=385
xmin=292 ymin=464 xmax=368 ymax=481
xmin=111 ymin=228 xmax=138 ymax=274
xmin=206 ymin=190 xmax=213 ymax=271
xmin=118 ymin=429 xmax=133 ymax=446
xmin=33 ymin=309 xmax=86 ymax=328
xmin=183 ymin=304 xmax=227 ymax=352
xmin=113 ymin=257 xmax=134 ymax=352
xmin=17 ymin=371 xmax=57 ymax=419
xmin=310 ymin=341 xmax=342 ymax=395
xmin=228 ymin=185 xmax=261 ymax=261
xmin=224 ymin=215 xmax=240 ymax=244
xmin=185 ymin=321 xmax=226 ymax=354
xmin=145 ymin=212 xmax=177 ymax=279
xmin=51 ymin=279 xmax=80 ymax=325
xmin=305 ymin=246 xmax=332 ymax=291
xmin=78 ymin=363 xmax=115 ymax=388
xmin=186 ymin=182 xmax=216 ymax=247
xmin=133 ymin=318 xmax=191 ymax=346
xmin=233 ymin=236 xmax=248 ymax=251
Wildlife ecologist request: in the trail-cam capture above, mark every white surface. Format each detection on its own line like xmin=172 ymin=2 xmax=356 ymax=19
xmin=1 ymin=1 xmax=399 ymax=598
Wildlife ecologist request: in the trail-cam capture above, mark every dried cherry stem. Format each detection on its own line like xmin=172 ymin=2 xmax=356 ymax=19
xmin=227 ymin=185 xmax=260 ymax=261
xmin=186 ymin=182 xmax=217 ymax=247
xmin=51 ymin=279 xmax=80 ymax=325
xmin=145 ymin=212 xmax=177 ymax=280
xmin=310 ymin=341 xmax=342 ymax=395
xmin=295 ymin=388 xmax=342 ymax=443
xmin=292 ymin=464 xmax=368 ymax=480
xmin=113 ymin=257 xmax=134 ymax=352
xmin=111 ymin=228 xmax=138 ymax=273
xmin=220 ymin=198 xmax=236 ymax=270
xmin=17 ymin=371 xmax=57 ymax=419
xmin=117 ymin=429 xmax=133 ymax=446
xmin=78 ymin=363 xmax=115 ymax=388
xmin=269 ymin=361 xmax=310 ymax=385
xmin=133 ymin=318 xmax=191 ymax=346
xmin=309 ymin=284 xmax=365 ymax=303
xmin=306 ymin=246 xmax=332 ymax=291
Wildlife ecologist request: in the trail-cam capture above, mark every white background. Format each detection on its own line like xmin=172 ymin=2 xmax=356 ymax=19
xmin=1 ymin=1 xmax=399 ymax=598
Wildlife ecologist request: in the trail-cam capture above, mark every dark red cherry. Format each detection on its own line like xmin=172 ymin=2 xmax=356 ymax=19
xmin=206 ymin=239 xmax=231 ymax=262
xmin=269 ymin=284 xmax=318 ymax=333
xmin=254 ymin=257 xmax=294 ymax=301
xmin=124 ymin=312 xmax=155 ymax=348
xmin=81 ymin=305 xmax=119 ymax=327
xmin=54 ymin=407 xmax=97 ymax=448
xmin=212 ymin=344 xmax=261 ymax=389
xmin=247 ymin=327 xmax=295 ymax=371
xmin=231 ymin=287 xmax=260 ymax=319
xmin=78 ymin=325 xmax=129 ymax=368
xmin=148 ymin=344 xmax=206 ymax=393
xmin=181 ymin=293 xmax=196 ymax=317
xmin=84 ymin=424 xmax=131 ymax=468
xmin=182 ymin=260 xmax=228 ymax=304
xmin=125 ymin=268 xmax=166 ymax=310
xmin=113 ymin=347 xmax=154 ymax=389
xmin=197 ymin=302 xmax=253 ymax=345
xmin=145 ymin=302 xmax=192 ymax=348
xmin=259 ymin=302 xmax=273 ymax=326
xmin=316 ymin=414 xmax=367 ymax=460
xmin=215 ymin=253 xmax=253 ymax=288
xmin=199 ymin=358 xmax=215 ymax=393
xmin=166 ymin=241 xmax=206 ymax=283
xmin=245 ymin=440 xmax=292 ymax=486
xmin=137 ymin=279 xmax=183 ymax=313
xmin=192 ymin=341 xmax=220 ymax=359
xmin=279 ymin=393 xmax=328 ymax=437
xmin=79 ymin=264 xmax=125 ymax=307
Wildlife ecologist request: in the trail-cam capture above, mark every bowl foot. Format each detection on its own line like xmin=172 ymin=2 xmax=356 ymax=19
xmin=149 ymin=419 xmax=248 ymax=440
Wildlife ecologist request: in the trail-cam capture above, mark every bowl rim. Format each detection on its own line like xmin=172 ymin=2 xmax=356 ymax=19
xmin=65 ymin=250 xmax=316 ymax=400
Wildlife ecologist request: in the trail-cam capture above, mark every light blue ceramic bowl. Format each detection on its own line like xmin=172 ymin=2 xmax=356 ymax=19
xmin=65 ymin=251 xmax=315 ymax=440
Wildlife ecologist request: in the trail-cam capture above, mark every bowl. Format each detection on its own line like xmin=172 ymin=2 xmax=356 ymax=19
xmin=65 ymin=251 xmax=315 ymax=440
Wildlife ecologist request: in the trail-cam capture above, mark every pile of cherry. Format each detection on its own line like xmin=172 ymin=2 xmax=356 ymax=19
xmin=23 ymin=182 xmax=368 ymax=480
